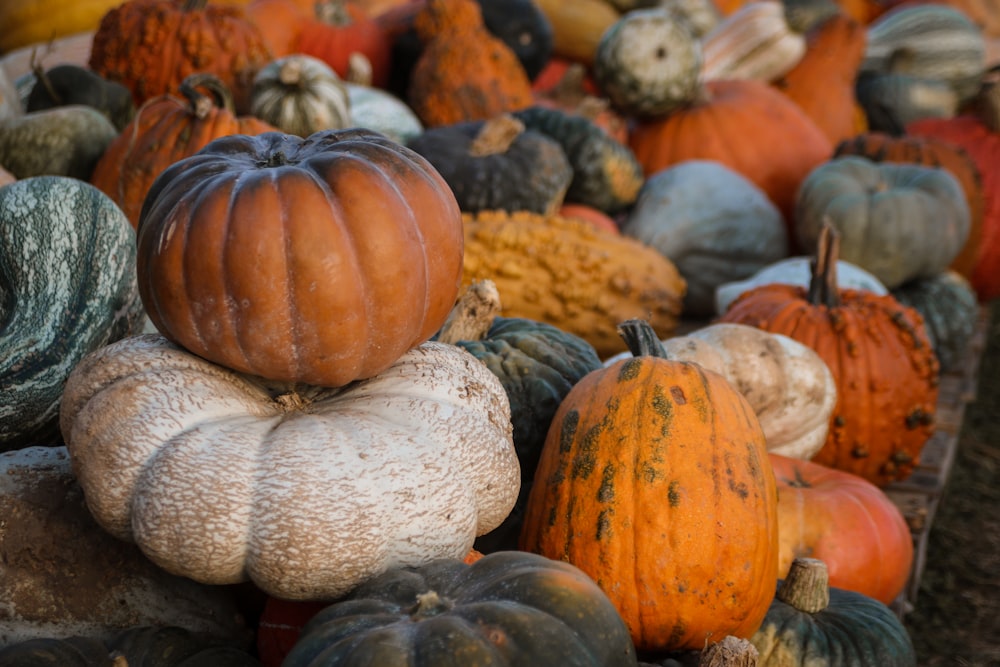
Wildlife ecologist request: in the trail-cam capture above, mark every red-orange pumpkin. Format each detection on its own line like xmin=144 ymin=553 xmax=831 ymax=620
xmin=136 ymin=128 xmax=464 ymax=387
xmin=769 ymin=452 xmax=915 ymax=606
xmin=519 ymin=319 xmax=779 ymax=653
xmin=295 ymin=0 xmax=394 ymax=89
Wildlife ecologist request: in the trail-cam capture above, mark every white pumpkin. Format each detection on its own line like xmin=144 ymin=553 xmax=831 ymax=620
xmin=605 ymin=323 xmax=837 ymax=459
xmin=59 ymin=334 xmax=519 ymax=600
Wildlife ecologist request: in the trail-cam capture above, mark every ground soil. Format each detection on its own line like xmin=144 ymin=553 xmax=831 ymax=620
xmin=903 ymin=301 xmax=1000 ymax=666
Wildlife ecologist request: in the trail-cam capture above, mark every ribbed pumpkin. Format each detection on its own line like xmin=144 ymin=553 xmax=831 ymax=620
xmin=720 ymin=225 xmax=940 ymax=487
xmin=834 ymin=131 xmax=984 ymax=278
xmin=769 ymin=453 xmax=914 ymax=606
xmin=136 ymin=128 xmax=464 ymax=387
xmin=250 ymin=54 xmax=352 ymax=137
xmin=88 ymin=0 xmax=274 ymax=113
xmin=520 ymin=319 xmax=779 ymax=652
xmin=90 ymin=74 xmax=278 ymax=229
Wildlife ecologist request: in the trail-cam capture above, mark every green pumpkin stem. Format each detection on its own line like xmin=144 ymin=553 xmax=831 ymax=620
xmin=777 ymin=557 xmax=830 ymax=614
xmin=180 ymin=73 xmax=236 ymax=119
xmin=699 ymin=635 xmax=760 ymax=666
xmin=806 ymin=221 xmax=841 ymax=309
xmin=437 ymin=280 xmax=502 ymax=344
xmin=618 ymin=319 xmax=669 ymax=359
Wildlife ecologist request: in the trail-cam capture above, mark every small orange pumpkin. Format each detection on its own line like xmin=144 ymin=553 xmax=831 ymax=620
xmin=295 ymin=0 xmax=394 ymax=89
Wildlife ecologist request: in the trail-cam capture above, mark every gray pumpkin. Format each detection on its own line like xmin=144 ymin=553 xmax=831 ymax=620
xmin=0 ymin=104 xmax=118 ymax=180
xmin=0 ymin=177 xmax=144 ymax=450
xmin=891 ymin=270 xmax=979 ymax=373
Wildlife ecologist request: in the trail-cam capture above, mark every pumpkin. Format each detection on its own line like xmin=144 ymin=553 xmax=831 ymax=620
xmin=701 ymin=0 xmax=807 ymax=83
xmin=0 ymin=177 xmax=143 ymax=452
xmin=621 ymin=159 xmax=788 ymax=317
xmin=461 ymin=209 xmax=686 ymax=359
xmin=751 ymin=558 xmax=917 ymax=666
xmin=512 ymin=105 xmax=644 ymax=214
xmin=520 ymin=319 xmax=780 ymax=652
xmin=833 ymin=131 xmax=984 ymax=278
xmin=245 ymin=0 xmax=312 ymax=58
xmin=854 ymin=71 xmax=959 ymax=135
xmin=250 ymin=54 xmax=352 ymax=137
xmin=794 ymin=155 xmax=971 ymax=290
xmin=346 ymin=79 xmax=424 ymax=144
xmin=25 ymin=63 xmax=135 ymax=131
xmin=136 ymin=128 xmax=464 ymax=388
xmin=296 ymin=0 xmax=394 ymax=89
xmin=628 ymin=77 xmax=832 ymax=232
xmin=88 ymin=0 xmax=273 ymax=114
xmin=773 ymin=13 xmax=869 ymax=146
xmin=769 ymin=454 xmax=914 ymax=606
xmin=593 ymin=8 xmax=703 ymax=118
xmin=90 ymin=73 xmax=278 ymax=229
xmin=605 ymin=323 xmax=838 ymax=461
xmin=720 ymin=225 xmax=940 ymax=487
xmin=283 ymin=551 xmax=638 ymax=666
xmin=59 ymin=333 xmax=519 ymax=600
xmin=0 ymin=105 xmax=118 ymax=181
xmin=658 ymin=0 xmax=722 ymax=37
xmin=0 ymin=0 xmax=122 ymax=54
xmin=891 ymin=270 xmax=981 ymax=374
xmin=531 ymin=0 xmax=621 ymax=66
xmin=407 ymin=0 xmax=534 ymax=127
xmin=405 ymin=114 xmax=573 ymax=216
xmin=477 ymin=0 xmax=555 ymax=80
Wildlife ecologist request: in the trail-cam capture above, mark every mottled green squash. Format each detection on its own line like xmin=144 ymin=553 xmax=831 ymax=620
xmin=0 ymin=105 xmax=118 ymax=180
xmin=0 ymin=176 xmax=143 ymax=450
xmin=891 ymin=270 xmax=980 ymax=373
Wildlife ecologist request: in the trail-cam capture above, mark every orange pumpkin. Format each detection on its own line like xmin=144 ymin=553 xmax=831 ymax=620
xmin=520 ymin=319 xmax=779 ymax=652
xmin=88 ymin=0 xmax=273 ymax=113
xmin=136 ymin=128 xmax=465 ymax=387
xmin=720 ymin=225 xmax=940 ymax=487
xmin=295 ymin=0 xmax=394 ymax=89
xmin=769 ymin=453 xmax=914 ymax=606
xmin=90 ymin=74 xmax=278 ymax=229
xmin=245 ymin=0 xmax=313 ymax=57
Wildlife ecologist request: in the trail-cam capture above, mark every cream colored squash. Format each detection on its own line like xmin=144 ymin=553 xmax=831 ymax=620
xmin=605 ymin=323 xmax=837 ymax=459
xmin=701 ymin=1 xmax=807 ymax=83
xmin=59 ymin=334 xmax=519 ymax=601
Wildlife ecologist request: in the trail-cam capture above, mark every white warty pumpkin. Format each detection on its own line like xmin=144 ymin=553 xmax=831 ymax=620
xmin=59 ymin=334 xmax=520 ymax=600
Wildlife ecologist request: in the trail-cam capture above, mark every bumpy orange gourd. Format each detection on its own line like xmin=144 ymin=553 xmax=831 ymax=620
xmin=89 ymin=0 xmax=273 ymax=113
xmin=720 ymin=226 xmax=939 ymax=487
xmin=520 ymin=319 xmax=779 ymax=652
xmin=769 ymin=453 xmax=914 ymax=606
xmin=90 ymin=74 xmax=277 ymax=228
xmin=407 ymin=0 xmax=534 ymax=127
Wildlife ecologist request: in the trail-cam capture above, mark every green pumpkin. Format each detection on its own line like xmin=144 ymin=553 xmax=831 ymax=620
xmin=283 ymin=551 xmax=638 ymax=667
xmin=0 ymin=636 xmax=112 ymax=666
xmin=795 ymin=156 xmax=970 ymax=289
xmin=26 ymin=64 xmax=136 ymax=131
xmin=477 ymin=0 xmax=554 ymax=80
xmin=0 ymin=176 xmax=144 ymax=450
xmin=751 ymin=558 xmax=916 ymax=667
xmin=0 ymin=105 xmax=119 ymax=180
xmin=513 ymin=105 xmax=645 ymax=214
xmin=891 ymin=270 xmax=980 ymax=373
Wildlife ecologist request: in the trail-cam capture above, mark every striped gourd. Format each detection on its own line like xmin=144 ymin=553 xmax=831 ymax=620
xmin=701 ymin=0 xmax=807 ymax=83
xmin=0 ymin=176 xmax=144 ymax=451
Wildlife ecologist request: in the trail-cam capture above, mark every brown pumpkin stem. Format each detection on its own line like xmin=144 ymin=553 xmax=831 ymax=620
xmin=618 ymin=319 xmax=669 ymax=359
xmin=777 ymin=557 xmax=830 ymax=614
xmin=410 ymin=590 xmax=453 ymax=618
xmin=315 ymin=0 xmax=353 ymax=26
xmin=347 ymin=52 xmax=373 ymax=86
xmin=179 ymin=73 xmax=235 ymax=119
xmin=974 ymin=65 xmax=1000 ymax=133
xmin=436 ymin=280 xmax=502 ymax=344
xmin=274 ymin=390 xmax=309 ymax=412
xmin=468 ymin=114 xmax=525 ymax=157
xmin=806 ymin=221 xmax=841 ymax=309
xmin=30 ymin=54 xmax=62 ymax=107
xmin=699 ymin=636 xmax=760 ymax=667
xmin=278 ymin=57 xmax=306 ymax=86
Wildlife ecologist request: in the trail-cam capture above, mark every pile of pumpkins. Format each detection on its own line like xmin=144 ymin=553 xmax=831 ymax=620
xmin=1 ymin=0 xmax=996 ymax=664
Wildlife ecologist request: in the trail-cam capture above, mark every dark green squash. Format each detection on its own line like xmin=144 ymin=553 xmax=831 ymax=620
xmin=477 ymin=0 xmax=554 ymax=80
xmin=406 ymin=114 xmax=573 ymax=215
xmin=751 ymin=558 xmax=917 ymax=666
xmin=0 ymin=636 xmax=113 ymax=666
xmin=0 ymin=176 xmax=144 ymax=451
xmin=283 ymin=551 xmax=639 ymax=667
xmin=891 ymin=270 xmax=980 ymax=373
xmin=26 ymin=64 xmax=136 ymax=131
xmin=512 ymin=105 xmax=645 ymax=214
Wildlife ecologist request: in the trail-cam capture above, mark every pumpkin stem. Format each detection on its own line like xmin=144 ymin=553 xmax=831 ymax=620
xmin=410 ymin=590 xmax=453 ymax=618
xmin=469 ymin=114 xmax=525 ymax=157
xmin=260 ymin=150 xmax=290 ymax=168
xmin=278 ymin=57 xmax=306 ymax=87
xmin=436 ymin=280 xmax=502 ymax=344
xmin=274 ymin=390 xmax=308 ymax=412
xmin=699 ymin=635 xmax=760 ymax=666
xmin=315 ymin=0 xmax=354 ymax=26
xmin=347 ymin=52 xmax=373 ymax=86
xmin=618 ymin=319 xmax=669 ymax=359
xmin=30 ymin=57 xmax=63 ymax=107
xmin=806 ymin=221 xmax=841 ymax=309
xmin=973 ymin=65 xmax=1000 ymax=133
xmin=777 ymin=557 xmax=830 ymax=614
xmin=179 ymin=73 xmax=235 ymax=119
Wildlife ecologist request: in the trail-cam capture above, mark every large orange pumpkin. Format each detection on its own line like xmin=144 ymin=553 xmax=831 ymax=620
xmin=769 ymin=452 xmax=914 ymax=606
xmin=136 ymin=128 xmax=465 ymax=387
xmin=519 ymin=319 xmax=779 ymax=653
xmin=720 ymin=226 xmax=940 ymax=487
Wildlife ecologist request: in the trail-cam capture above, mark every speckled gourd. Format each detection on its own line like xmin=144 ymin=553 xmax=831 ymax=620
xmin=0 ymin=105 xmax=118 ymax=180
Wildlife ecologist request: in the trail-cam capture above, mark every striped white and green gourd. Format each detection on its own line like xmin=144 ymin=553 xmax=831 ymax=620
xmin=250 ymin=54 xmax=352 ymax=138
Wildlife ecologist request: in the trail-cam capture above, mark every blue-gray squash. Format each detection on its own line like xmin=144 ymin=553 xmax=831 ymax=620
xmin=891 ymin=270 xmax=980 ymax=373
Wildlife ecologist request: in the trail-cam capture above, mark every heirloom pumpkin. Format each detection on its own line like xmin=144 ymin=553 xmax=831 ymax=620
xmin=520 ymin=319 xmax=780 ymax=652
xmin=59 ymin=333 xmax=519 ymax=600
xmin=346 ymin=79 xmax=424 ymax=145
xmin=477 ymin=0 xmax=555 ymax=80
xmin=250 ymin=54 xmax=352 ymax=137
xmin=296 ymin=0 xmax=394 ymax=89
xmin=90 ymin=74 xmax=278 ymax=228
xmin=0 ymin=177 xmax=143 ymax=452
xmin=283 ymin=551 xmax=638 ymax=666
xmin=769 ymin=454 xmax=914 ymax=606
xmin=136 ymin=128 xmax=464 ymax=388
xmin=0 ymin=105 xmax=118 ymax=181
xmin=720 ymin=225 xmax=940 ymax=487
